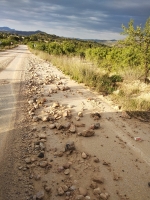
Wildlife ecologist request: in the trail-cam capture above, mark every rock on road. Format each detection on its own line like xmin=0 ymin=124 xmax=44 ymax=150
xmin=0 ymin=45 xmax=150 ymax=200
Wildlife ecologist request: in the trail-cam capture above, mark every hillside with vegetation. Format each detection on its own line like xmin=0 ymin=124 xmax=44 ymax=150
xmin=1 ymin=17 xmax=150 ymax=118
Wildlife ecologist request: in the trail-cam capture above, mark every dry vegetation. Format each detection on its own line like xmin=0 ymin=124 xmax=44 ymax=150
xmin=29 ymin=48 xmax=150 ymax=120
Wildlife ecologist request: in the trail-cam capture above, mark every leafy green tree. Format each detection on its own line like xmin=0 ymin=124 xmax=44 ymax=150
xmin=121 ymin=17 xmax=150 ymax=82
xmin=48 ymin=42 xmax=64 ymax=55
xmin=62 ymin=41 xmax=75 ymax=55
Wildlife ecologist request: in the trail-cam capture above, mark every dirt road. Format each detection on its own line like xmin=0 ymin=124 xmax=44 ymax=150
xmin=0 ymin=45 xmax=30 ymax=199
xmin=0 ymin=45 xmax=150 ymax=200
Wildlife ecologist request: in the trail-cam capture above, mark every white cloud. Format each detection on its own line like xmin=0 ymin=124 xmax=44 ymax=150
xmin=0 ymin=0 xmax=149 ymax=39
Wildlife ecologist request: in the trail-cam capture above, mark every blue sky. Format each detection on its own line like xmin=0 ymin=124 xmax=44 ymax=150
xmin=0 ymin=0 xmax=149 ymax=39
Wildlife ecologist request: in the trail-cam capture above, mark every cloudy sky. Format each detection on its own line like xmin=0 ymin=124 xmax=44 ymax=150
xmin=0 ymin=0 xmax=149 ymax=40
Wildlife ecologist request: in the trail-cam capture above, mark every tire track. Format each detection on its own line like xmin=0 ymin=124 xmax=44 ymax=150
xmin=0 ymin=56 xmax=16 ymax=72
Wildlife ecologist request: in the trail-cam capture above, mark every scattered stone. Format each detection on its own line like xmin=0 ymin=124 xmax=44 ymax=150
xmin=38 ymin=152 xmax=44 ymax=158
xmin=91 ymin=112 xmax=101 ymax=120
xmin=29 ymin=110 xmax=35 ymax=116
xmin=23 ymin=167 xmax=27 ymax=171
xmin=81 ymin=129 xmax=95 ymax=137
xmin=93 ymin=187 xmax=101 ymax=195
xmin=65 ymin=141 xmax=75 ymax=151
xmin=39 ymin=142 xmax=45 ymax=150
xmin=55 ymin=123 xmax=63 ymax=130
xmin=57 ymin=81 xmax=63 ymax=85
xmin=52 ymin=102 xmax=60 ymax=108
xmin=79 ymin=187 xmax=87 ymax=196
xmin=57 ymin=151 xmax=64 ymax=157
xmin=35 ymin=144 xmax=40 ymax=151
xmin=103 ymin=161 xmax=110 ymax=166
xmin=41 ymin=115 xmax=49 ymax=122
xmin=57 ymin=166 xmax=64 ymax=172
xmin=76 ymin=123 xmax=85 ymax=127
xmin=64 ymin=169 xmax=70 ymax=175
xmin=33 ymin=116 xmax=39 ymax=122
xmin=31 ymin=157 xmax=37 ymax=162
xmin=34 ymin=174 xmax=41 ymax=181
xmin=85 ymin=196 xmax=91 ymax=200
xmin=92 ymin=176 xmax=104 ymax=184
xmin=66 ymin=192 xmax=71 ymax=196
xmin=37 ymin=98 xmax=47 ymax=105
xmin=25 ymin=157 xmax=31 ymax=164
xmin=113 ymin=172 xmax=119 ymax=181
xmin=63 ymin=111 xmax=69 ymax=118
xmin=81 ymin=152 xmax=87 ymax=159
xmin=31 ymin=127 xmax=37 ymax=131
xmin=75 ymin=117 xmax=80 ymax=121
xmin=18 ymin=166 xmax=23 ymax=170
xmin=39 ymin=133 xmax=47 ymax=139
xmin=99 ymin=193 xmax=109 ymax=200
xmin=93 ymin=157 xmax=100 ymax=163
xmin=36 ymin=190 xmax=44 ymax=199
xmin=90 ymin=181 xmax=98 ymax=189
xmin=49 ymin=124 xmax=56 ymax=129
xmin=148 ymin=182 xmax=150 ymax=187
xmin=78 ymin=112 xmax=83 ymax=117
xmin=120 ymin=111 xmax=131 ymax=119
xmin=62 ymin=185 xmax=68 ymax=192
xmin=69 ymin=185 xmax=76 ymax=191
xmin=75 ymin=195 xmax=84 ymax=200
xmin=57 ymin=187 xmax=64 ymax=196
xmin=39 ymin=161 xmax=48 ymax=168
xmin=63 ymin=122 xmax=71 ymax=129
xmin=34 ymin=104 xmax=39 ymax=109
xmin=64 ymin=86 xmax=70 ymax=90
xmin=69 ymin=124 xmax=76 ymax=133
xmin=63 ymin=163 xmax=70 ymax=169
xmin=44 ymin=185 xmax=51 ymax=193
xmin=28 ymin=100 xmax=34 ymax=105
xmin=94 ymin=123 xmax=100 ymax=129
xmin=55 ymin=115 xmax=62 ymax=120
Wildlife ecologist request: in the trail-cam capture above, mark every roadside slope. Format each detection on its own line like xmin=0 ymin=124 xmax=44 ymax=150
xmin=22 ymin=54 xmax=150 ymax=200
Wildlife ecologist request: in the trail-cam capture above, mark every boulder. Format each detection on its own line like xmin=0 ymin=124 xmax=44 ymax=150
xmin=81 ymin=130 xmax=95 ymax=137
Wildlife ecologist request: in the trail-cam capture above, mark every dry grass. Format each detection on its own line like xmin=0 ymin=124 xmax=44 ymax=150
xmin=29 ymin=49 xmax=119 ymax=94
xmin=29 ymin=48 xmax=150 ymax=117
xmin=119 ymin=66 xmax=145 ymax=81
xmin=112 ymin=80 xmax=150 ymax=113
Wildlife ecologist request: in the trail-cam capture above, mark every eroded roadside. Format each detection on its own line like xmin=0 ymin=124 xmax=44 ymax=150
xmin=0 ymin=46 xmax=150 ymax=200
xmin=16 ymin=54 xmax=150 ymax=200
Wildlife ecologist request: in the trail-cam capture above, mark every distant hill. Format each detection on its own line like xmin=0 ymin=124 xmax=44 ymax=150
xmin=0 ymin=27 xmax=16 ymax=31
xmin=84 ymin=39 xmax=118 ymax=46
xmin=0 ymin=27 xmax=118 ymax=45
xmin=0 ymin=27 xmax=43 ymax=36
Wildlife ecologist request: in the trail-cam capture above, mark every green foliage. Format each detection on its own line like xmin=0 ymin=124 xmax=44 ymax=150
xmin=0 ymin=32 xmax=21 ymax=49
xmin=110 ymin=75 xmax=123 ymax=82
xmin=121 ymin=17 xmax=150 ymax=81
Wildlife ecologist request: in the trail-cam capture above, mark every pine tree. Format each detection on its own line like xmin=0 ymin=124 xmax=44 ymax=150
xmin=121 ymin=17 xmax=150 ymax=82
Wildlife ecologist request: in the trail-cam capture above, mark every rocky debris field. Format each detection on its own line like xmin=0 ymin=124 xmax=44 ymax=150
xmin=6 ymin=53 xmax=150 ymax=200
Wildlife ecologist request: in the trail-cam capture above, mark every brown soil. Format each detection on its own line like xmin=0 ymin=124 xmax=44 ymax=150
xmin=0 ymin=45 xmax=150 ymax=200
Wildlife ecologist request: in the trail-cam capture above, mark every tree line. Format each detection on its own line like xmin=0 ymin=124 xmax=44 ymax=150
xmin=1 ymin=17 xmax=150 ymax=82
xmin=28 ymin=17 xmax=150 ymax=82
